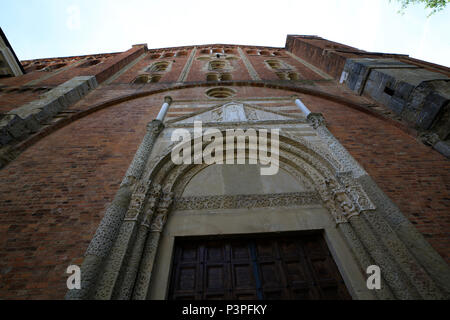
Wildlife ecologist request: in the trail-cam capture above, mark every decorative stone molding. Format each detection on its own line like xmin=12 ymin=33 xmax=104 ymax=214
xmin=173 ymin=192 xmax=321 ymax=211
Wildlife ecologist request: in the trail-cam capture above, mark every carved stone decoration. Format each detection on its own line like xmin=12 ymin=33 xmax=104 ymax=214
xmin=211 ymin=108 xmax=223 ymax=122
xmin=124 ymin=179 xmax=151 ymax=221
xmin=337 ymin=172 xmax=376 ymax=214
xmin=173 ymin=192 xmax=321 ymax=211
xmin=141 ymin=184 xmax=162 ymax=226
xmin=244 ymin=106 xmax=258 ymax=121
xmin=315 ymin=173 xmax=376 ymax=224
xmin=307 ymin=113 xmax=326 ymax=129
xmin=418 ymin=131 xmax=440 ymax=147
xmin=149 ymin=192 xmax=174 ymax=232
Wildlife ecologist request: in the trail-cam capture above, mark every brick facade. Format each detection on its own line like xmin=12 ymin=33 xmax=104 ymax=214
xmin=0 ymin=36 xmax=448 ymax=299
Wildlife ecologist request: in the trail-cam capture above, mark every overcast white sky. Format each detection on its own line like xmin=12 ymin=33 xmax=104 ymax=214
xmin=1 ymin=0 xmax=449 ymax=66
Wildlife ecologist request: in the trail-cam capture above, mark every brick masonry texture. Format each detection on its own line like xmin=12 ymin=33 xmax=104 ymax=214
xmin=0 ymin=40 xmax=449 ymax=299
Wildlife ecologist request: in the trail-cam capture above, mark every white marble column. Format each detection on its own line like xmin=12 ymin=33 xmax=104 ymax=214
xmin=156 ymin=96 xmax=173 ymax=121
xmin=295 ymin=98 xmax=311 ymax=116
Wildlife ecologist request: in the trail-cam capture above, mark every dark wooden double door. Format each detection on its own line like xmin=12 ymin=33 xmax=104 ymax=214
xmin=168 ymin=232 xmax=351 ymax=300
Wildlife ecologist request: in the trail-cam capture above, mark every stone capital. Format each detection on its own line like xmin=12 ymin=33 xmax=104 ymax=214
xmin=164 ymin=96 xmax=173 ymax=105
xmin=307 ymin=113 xmax=326 ymax=129
xmin=146 ymin=119 xmax=164 ymax=133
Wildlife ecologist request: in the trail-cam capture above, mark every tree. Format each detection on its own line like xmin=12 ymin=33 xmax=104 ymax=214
xmin=393 ymin=0 xmax=449 ymax=15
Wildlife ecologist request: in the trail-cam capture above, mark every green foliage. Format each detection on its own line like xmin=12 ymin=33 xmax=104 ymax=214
xmin=393 ymin=0 xmax=449 ymax=16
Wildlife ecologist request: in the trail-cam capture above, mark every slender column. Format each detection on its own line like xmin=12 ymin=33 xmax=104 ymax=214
xmin=132 ymin=192 xmax=174 ymax=300
xmin=295 ymin=98 xmax=311 ymax=116
xmin=156 ymin=96 xmax=173 ymax=122
xmin=113 ymin=185 xmax=162 ymax=300
xmin=92 ymin=181 xmax=153 ymax=299
xmin=66 ymin=98 xmax=170 ymax=300
xmin=237 ymin=47 xmax=260 ymax=80
xmin=177 ymin=47 xmax=197 ymax=82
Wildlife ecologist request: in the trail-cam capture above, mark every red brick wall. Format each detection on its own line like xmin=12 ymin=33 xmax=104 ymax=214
xmin=0 ymin=38 xmax=449 ymax=300
xmin=0 ymin=90 xmax=43 ymax=113
xmin=0 ymin=93 xmax=163 ymax=299
xmin=0 ymin=85 xmax=448 ymax=300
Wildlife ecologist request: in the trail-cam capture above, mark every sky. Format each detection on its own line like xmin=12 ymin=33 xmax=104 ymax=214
xmin=1 ymin=0 xmax=449 ymax=67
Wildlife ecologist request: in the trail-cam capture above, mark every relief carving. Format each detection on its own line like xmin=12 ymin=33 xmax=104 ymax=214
xmin=149 ymin=192 xmax=174 ymax=232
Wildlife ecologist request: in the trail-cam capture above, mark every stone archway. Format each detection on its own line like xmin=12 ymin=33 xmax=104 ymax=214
xmin=66 ymin=110 xmax=450 ymax=300
xmin=119 ymin=130 xmax=377 ymax=300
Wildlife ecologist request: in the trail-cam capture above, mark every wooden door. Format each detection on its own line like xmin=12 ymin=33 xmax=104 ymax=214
xmin=168 ymin=233 xmax=351 ymax=300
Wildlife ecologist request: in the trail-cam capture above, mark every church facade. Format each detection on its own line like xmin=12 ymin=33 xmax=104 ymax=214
xmin=0 ymin=32 xmax=449 ymax=299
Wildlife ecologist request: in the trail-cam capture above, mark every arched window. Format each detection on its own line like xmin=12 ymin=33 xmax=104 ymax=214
xmin=176 ymin=51 xmax=187 ymax=57
xmin=259 ymin=50 xmax=269 ymax=56
xmin=209 ymin=60 xmax=226 ymax=71
xmin=132 ymin=74 xmax=150 ymax=84
xmin=220 ymin=73 xmax=232 ymax=81
xmin=200 ymin=48 xmax=211 ymax=54
xmin=276 ymin=72 xmax=288 ymax=80
xmin=44 ymin=63 xmax=67 ymax=72
xmin=150 ymin=53 xmax=161 ymax=59
xmin=266 ymin=60 xmax=282 ymax=70
xmin=162 ymin=52 xmax=174 ymax=58
xmin=149 ymin=74 xmax=162 ymax=83
xmin=205 ymin=87 xmax=236 ymax=99
xmin=288 ymin=72 xmax=299 ymax=80
xmin=206 ymin=73 xmax=219 ymax=82
xmin=78 ymin=60 xmax=101 ymax=68
xmin=147 ymin=61 xmax=170 ymax=73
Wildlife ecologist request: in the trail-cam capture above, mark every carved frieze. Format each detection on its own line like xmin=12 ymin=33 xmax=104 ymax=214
xmin=173 ymin=192 xmax=321 ymax=211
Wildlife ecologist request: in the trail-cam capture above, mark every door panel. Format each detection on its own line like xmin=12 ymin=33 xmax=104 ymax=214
xmin=168 ymin=233 xmax=351 ymax=300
